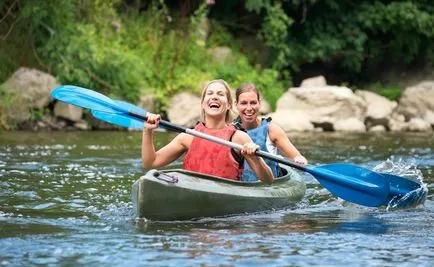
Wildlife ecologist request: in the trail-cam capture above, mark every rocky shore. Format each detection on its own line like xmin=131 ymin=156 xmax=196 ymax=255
xmin=1 ymin=68 xmax=433 ymax=132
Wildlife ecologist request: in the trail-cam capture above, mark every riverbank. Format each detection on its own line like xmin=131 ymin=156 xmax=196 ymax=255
xmin=1 ymin=68 xmax=433 ymax=132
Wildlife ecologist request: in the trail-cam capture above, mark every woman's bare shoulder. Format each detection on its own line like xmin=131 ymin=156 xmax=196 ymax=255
xmin=173 ymin=133 xmax=194 ymax=148
xmin=233 ymin=129 xmax=251 ymax=143
xmin=268 ymin=121 xmax=286 ymax=138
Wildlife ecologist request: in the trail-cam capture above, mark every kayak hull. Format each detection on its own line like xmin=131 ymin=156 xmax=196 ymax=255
xmin=132 ymin=165 xmax=306 ymax=220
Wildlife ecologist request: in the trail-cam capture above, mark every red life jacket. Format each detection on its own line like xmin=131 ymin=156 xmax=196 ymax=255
xmin=184 ymin=123 xmax=242 ymax=181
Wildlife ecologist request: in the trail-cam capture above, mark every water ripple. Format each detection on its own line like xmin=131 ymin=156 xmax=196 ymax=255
xmin=0 ymin=131 xmax=433 ymax=266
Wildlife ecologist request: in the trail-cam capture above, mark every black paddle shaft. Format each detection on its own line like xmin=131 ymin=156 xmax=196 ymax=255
xmin=127 ymin=112 xmax=187 ymax=133
xmin=128 ymin=111 xmax=307 ymax=172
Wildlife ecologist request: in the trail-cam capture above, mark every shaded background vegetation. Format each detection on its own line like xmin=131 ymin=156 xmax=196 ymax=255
xmin=1 ymin=0 xmax=434 ymax=112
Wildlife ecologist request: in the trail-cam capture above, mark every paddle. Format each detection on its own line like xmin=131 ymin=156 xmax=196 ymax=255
xmin=95 ymin=104 xmax=425 ymax=208
xmin=51 ymin=85 xmax=423 ymax=207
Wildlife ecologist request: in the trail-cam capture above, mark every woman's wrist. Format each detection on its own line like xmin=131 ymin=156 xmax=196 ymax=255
xmin=143 ymin=128 xmax=154 ymax=135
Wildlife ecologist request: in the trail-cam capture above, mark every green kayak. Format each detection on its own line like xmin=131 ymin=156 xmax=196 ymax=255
xmin=132 ymin=164 xmax=306 ymax=220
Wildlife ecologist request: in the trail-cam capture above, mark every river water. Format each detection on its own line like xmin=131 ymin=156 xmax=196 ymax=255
xmin=1 ymin=131 xmax=433 ymax=266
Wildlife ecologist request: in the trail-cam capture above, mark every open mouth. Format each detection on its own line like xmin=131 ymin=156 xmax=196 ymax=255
xmin=242 ymin=113 xmax=256 ymax=120
xmin=209 ymin=103 xmax=221 ymax=109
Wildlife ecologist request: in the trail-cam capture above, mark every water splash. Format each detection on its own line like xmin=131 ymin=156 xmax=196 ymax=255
xmin=374 ymin=158 xmax=428 ymax=209
xmin=374 ymin=157 xmax=424 ymax=183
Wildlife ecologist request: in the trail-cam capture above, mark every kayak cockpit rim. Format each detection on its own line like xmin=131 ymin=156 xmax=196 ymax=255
xmin=151 ymin=164 xmax=296 ymax=186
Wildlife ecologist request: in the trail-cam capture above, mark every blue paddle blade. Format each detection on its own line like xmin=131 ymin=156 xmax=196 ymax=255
xmin=308 ymin=163 xmax=390 ymax=207
xmin=381 ymin=173 xmax=427 ymax=208
xmin=51 ymin=85 xmax=121 ymax=113
xmin=92 ymin=100 xmax=146 ymax=130
xmin=92 ymin=110 xmax=144 ymax=129
xmin=92 ymin=100 xmax=147 ymax=129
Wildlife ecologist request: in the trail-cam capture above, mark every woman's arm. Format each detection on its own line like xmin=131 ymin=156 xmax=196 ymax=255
xmin=233 ymin=131 xmax=274 ymax=184
xmin=141 ymin=114 xmax=189 ymax=169
xmin=269 ymin=122 xmax=308 ymax=165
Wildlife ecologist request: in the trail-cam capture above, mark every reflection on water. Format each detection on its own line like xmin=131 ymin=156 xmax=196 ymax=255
xmin=0 ymin=131 xmax=433 ymax=266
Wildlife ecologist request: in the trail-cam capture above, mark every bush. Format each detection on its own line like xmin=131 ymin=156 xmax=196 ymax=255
xmin=2 ymin=0 xmax=291 ymax=117
xmin=367 ymin=83 xmax=403 ymax=101
xmin=0 ymin=86 xmax=26 ymax=130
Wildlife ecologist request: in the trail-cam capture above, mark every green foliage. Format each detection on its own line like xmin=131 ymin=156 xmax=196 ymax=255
xmin=259 ymin=3 xmax=294 ymax=70
xmin=241 ymin=0 xmax=434 ymax=82
xmin=368 ymin=83 xmax=403 ymax=101
xmin=3 ymin=0 xmax=434 ymax=124
xmin=29 ymin=0 xmax=146 ymax=101
xmin=20 ymin=0 xmax=288 ymax=112
xmin=207 ymin=21 xmax=239 ymax=48
xmin=0 ymin=86 xmax=12 ymax=129
xmin=0 ymin=85 xmax=24 ymax=130
xmin=0 ymin=0 xmax=46 ymax=82
xmin=358 ymin=2 xmax=434 ymax=64
xmin=29 ymin=108 xmax=51 ymax=121
xmin=245 ymin=0 xmax=271 ymax=13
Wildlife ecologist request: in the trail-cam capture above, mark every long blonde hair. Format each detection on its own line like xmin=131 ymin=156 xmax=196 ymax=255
xmin=200 ymin=79 xmax=234 ymax=123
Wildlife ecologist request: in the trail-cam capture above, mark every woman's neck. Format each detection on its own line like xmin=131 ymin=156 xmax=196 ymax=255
xmin=204 ymin=116 xmax=227 ymax=129
xmin=242 ymin=117 xmax=260 ymax=130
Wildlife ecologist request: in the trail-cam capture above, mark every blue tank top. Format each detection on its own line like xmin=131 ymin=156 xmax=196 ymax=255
xmin=240 ymin=118 xmax=280 ymax=182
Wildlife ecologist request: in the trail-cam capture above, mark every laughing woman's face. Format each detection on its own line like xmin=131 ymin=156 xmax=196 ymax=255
xmin=202 ymin=82 xmax=231 ymax=117
xmin=235 ymin=91 xmax=260 ymax=124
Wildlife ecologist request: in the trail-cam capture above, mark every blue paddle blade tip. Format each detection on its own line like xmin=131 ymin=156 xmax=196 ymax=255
xmin=381 ymin=173 xmax=427 ymax=208
xmin=51 ymin=85 xmax=119 ymax=113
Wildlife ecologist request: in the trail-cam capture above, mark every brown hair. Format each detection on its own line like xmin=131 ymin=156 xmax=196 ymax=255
xmin=200 ymin=79 xmax=234 ymax=123
xmin=235 ymin=82 xmax=261 ymax=102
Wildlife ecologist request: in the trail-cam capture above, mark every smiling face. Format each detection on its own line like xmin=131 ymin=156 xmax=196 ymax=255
xmin=235 ymin=91 xmax=261 ymax=126
xmin=200 ymin=80 xmax=233 ymax=123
